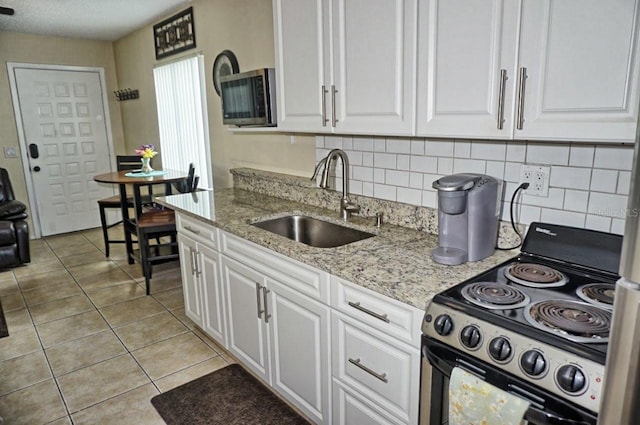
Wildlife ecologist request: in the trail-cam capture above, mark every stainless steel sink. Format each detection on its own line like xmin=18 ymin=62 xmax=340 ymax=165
xmin=252 ymin=215 xmax=375 ymax=248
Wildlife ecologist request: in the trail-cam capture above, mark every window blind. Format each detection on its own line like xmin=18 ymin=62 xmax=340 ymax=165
xmin=153 ymin=55 xmax=212 ymax=188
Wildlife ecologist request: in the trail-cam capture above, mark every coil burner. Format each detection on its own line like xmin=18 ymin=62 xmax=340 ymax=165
xmin=576 ymin=283 xmax=615 ymax=310
xmin=524 ymin=300 xmax=611 ymax=343
xmin=504 ymin=263 xmax=568 ymax=288
xmin=461 ymin=281 xmax=530 ymax=309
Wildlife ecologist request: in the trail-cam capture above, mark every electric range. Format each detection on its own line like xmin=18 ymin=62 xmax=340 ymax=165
xmin=421 ymin=222 xmax=623 ymax=424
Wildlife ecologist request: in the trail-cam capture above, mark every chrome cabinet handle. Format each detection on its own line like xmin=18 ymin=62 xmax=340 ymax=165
xmin=348 ymin=301 xmax=390 ymax=323
xmin=516 ymin=67 xmax=527 ymax=130
xmin=497 ymin=69 xmax=507 ymax=130
xmin=256 ymin=282 xmax=264 ymax=319
xmin=348 ymin=358 xmax=388 ymax=383
xmin=194 ymin=251 xmax=202 ymax=277
xmin=262 ymin=287 xmax=271 ymax=323
xmin=321 ymin=85 xmax=329 ymax=126
xmin=189 ymin=247 xmax=197 ymax=275
xmin=331 ymin=85 xmax=338 ymax=127
xmin=184 ymin=225 xmax=200 ymax=235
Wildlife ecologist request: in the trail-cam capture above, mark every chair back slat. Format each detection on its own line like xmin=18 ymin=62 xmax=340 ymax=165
xmin=117 ymin=155 xmax=144 ymax=171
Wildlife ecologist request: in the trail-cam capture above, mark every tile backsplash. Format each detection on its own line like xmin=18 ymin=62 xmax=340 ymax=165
xmin=316 ymin=136 xmax=635 ymax=235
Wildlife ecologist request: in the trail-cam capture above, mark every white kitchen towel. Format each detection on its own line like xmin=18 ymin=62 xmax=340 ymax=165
xmin=448 ymin=367 xmax=530 ymax=425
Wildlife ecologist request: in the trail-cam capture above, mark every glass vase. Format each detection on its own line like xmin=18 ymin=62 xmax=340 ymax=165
xmin=140 ymin=157 xmax=153 ymax=174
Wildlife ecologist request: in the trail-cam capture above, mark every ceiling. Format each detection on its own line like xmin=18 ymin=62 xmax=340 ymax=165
xmin=0 ymin=0 xmax=190 ymax=41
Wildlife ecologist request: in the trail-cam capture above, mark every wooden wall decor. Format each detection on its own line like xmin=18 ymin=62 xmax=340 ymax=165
xmin=153 ymin=7 xmax=196 ymax=60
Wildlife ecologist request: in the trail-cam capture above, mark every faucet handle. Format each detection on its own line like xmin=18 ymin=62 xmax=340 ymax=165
xmin=375 ymin=212 xmax=383 ymax=228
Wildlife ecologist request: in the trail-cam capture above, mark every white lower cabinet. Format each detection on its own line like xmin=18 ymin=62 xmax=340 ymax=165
xmin=268 ymin=278 xmax=331 ymax=424
xmin=332 ymin=312 xmax=420 ymax=424
xmin=332 ymin=379 xmax=405 ymax=425
xmin=177 ymin=232 xmax=225 ymax=347
xmin=220 ymin=241 xmax=331 ymax=425
xmin=179 ymin=222 xmax=422 ymax=425
xmin=221 ymin=256 xmax=271 ymax=381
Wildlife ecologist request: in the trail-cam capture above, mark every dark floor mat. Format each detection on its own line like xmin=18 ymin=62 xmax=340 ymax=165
xmin=151 ymin=364 xmax=312 ymax=425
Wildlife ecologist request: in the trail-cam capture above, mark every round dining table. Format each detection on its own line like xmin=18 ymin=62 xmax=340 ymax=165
xmin=94 ymin=168 xmax=188 ymax=264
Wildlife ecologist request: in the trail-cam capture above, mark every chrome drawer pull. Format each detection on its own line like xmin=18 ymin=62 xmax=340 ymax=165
xmin=256 ymin=282 xmax=264 ymax=319
xmin=262 ymin=287 xmax=271 ymax=323
xmin=194 ymin=251 xmax=202 ymax=277
xmin=348 ymin=301 xmax=390 ymax=323
xmin=516 ymin=67 xmax=527 ymax=130
xmin=348 ymin=358 xmax=388 ymax=383
xmin=497 ymin=69 xmax=507 ymax=130
xmin=184 ymin=225 xmax=201 ymax=235
xmin=189 ymin=247 xmax=197 ymax=275
xmin=321 ymin=85 xmax=329 ymax=126
xmin=331 ymin=85 xmax=338 ymax=127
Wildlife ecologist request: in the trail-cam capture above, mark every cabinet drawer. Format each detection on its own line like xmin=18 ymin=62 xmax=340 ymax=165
xmin=176 ymin=213 xmax=219 ymax=250
xmin=332 ymin=379 xmax=405 ymax=425
xmin=221 ymin=231 xmax=329 ymax=303
xmin=332 ymin=312 xmax=419 ymax=424
xmin=331 ymin=277 xmax=423 ymax=346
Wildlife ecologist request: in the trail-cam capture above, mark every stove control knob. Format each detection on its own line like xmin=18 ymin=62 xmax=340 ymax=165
xmin=434 ymin=314 xmax=454 ymax=336
xmin=460 ymin=325 xmax=482 ymax=349
xmin=556 ymin=364 xmax=587 ymax=394
xmin=520 ymin=350 xmax=547 ymax=377
xmin=488 ymin=337 xmax=512 ymax=362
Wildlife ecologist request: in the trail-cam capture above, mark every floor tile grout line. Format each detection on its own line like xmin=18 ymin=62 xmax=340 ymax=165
xmin=8 ymin=269 xmax=75 ymax=422
xmin=1 ymin=228 xmax=197 ymax=423
xmin=2 ymin=232 xmax=131 ymax=423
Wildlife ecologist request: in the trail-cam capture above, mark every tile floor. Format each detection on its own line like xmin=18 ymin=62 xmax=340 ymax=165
xmin=0 ymin=226 xmax=232 ymax=425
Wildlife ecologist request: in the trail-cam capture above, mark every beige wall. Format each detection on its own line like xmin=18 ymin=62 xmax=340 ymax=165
xmin=0 ymin=31 xmax=124 ymax=229
xmin=113 ymin=0 xmax=316 ymax=188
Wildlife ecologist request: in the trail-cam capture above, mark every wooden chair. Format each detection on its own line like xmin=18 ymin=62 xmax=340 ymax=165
xmin=97 ymin=155 xmax=153 ymax=257
xmin=138 ymin=164 xmax=199 ymax=294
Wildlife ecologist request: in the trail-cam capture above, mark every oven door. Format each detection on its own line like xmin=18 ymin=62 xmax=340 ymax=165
xmin=421 ymin=336 xmax=597 ymax=425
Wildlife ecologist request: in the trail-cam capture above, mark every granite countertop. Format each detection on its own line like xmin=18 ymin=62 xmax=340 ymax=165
xmin=157 ymin=189 xmax=517 ymax=310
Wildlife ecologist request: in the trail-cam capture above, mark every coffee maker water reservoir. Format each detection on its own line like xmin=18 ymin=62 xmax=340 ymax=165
xmin=432 ymin=173 xmax=501 ymax=265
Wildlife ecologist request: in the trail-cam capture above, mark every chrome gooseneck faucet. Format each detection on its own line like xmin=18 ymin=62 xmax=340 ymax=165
xmin=311 ymin=149 xmax=360 ymax=220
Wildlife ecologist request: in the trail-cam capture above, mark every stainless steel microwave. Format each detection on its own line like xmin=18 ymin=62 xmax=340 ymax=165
xmin=219 ymin=68 xmax=277 ymax=127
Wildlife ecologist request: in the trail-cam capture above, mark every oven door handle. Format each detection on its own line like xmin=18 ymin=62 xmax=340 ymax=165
xmin=525 ymin=405 xmax=591 ymax=425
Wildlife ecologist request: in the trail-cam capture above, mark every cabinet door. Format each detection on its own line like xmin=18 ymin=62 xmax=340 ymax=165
xmin=178 ymin=234 xmax=202 ymax=326
xmin=331 ymin=0 xmax=417 ymax=135
xmin=273 ymin=0 xmax=332 ymax=132
xmin=198 ymin=243 xmax=225 ymax=347
xmin=516 ymin=0 xmax=640 ymax=142
xmin=222 ymin=256 xmax=270 ymax=382
xmin=416 ymin=0 xmax=519 ymax=138
xmin=267 ymin=278 xmax=331 ymax=425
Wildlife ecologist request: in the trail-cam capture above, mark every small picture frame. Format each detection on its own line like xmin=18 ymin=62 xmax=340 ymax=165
xmin=153 ymin=7 xmax=196 ymax=60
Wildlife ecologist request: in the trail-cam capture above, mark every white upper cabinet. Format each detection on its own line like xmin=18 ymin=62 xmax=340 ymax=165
xmin=273 ymin=0 xmax=330 ymax=132
xmin=417 ymin=0 xmax=640 ymax=142
xmin=416 ymin=0 xmax=519 ymax=138
xmin=332 ymin=0 xmax=417 ymax=135
xmin=516 ymin=0 xmax=640 ymax=142
xmin=273 ymin=0 xmax=417 ymax=136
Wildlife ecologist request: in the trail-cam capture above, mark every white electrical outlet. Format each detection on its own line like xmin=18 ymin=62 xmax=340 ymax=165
xmin=520 ymin=164 xmax=550 ymax=197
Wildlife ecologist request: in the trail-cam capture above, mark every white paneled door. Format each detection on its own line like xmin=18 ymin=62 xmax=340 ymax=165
xmin=11 ymin=66 xmax=114 ymax=236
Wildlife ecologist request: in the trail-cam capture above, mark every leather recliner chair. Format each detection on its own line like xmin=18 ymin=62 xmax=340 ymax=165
xmin=0 ymin=168 xmax=29 ymax=267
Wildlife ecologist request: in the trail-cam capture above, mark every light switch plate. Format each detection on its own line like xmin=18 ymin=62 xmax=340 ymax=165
xmin=3 ymin=147 xmax=18 ymax=158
